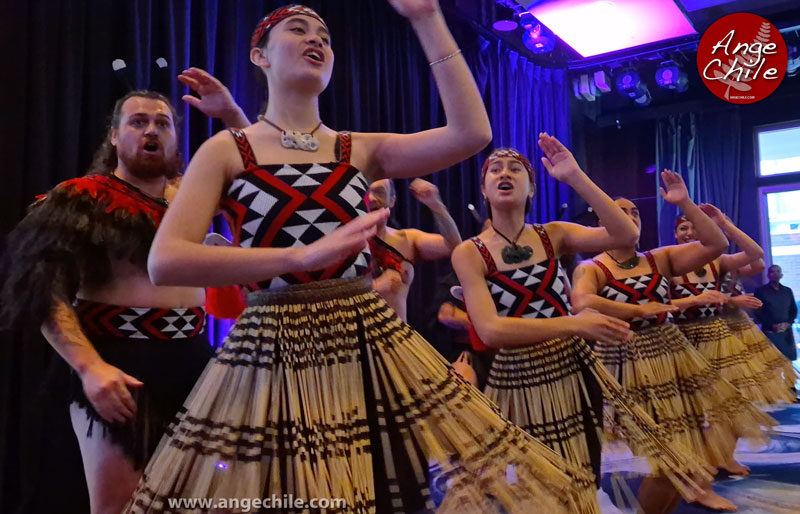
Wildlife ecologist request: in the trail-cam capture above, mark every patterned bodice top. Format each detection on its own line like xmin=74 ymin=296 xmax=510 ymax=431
xmin=594 ymin=252 xmax=672 ymax=330
xmin=470 ymin=224 xmax=570 ymax=319
xmin=721 ymin=272 xmax=747 ymax=297
xmin=369 ymin=237 xmax=411 ymax=274
xmin=220 ymin=130 xmax=371 ymax=291
xmin=669 ymin=261 xmax=721 ymax=320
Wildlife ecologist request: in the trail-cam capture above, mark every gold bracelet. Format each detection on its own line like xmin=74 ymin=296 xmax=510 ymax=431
xmin=429 ymin=48 xmax=462 ymax=67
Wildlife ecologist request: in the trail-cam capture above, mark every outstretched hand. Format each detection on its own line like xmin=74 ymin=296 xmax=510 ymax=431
xmin=386 ymin=0 xmax=439 ymax=20
xmin=659 ymin=170 xmax=689 ymax=205
xmin=538 ymin=133 xmax=581 ymax=183
xmin=178 ymin=67 xmax=242 ymax=121
xmin=699 ymin=203 xmax=727 ymax=227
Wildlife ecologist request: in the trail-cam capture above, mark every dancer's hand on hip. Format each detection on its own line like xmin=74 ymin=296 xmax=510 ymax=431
xmin=80 ymin=361 xmax=143 ymax=424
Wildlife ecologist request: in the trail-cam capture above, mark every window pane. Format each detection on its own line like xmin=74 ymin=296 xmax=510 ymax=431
xmin=757 ymin=124 xmax=800 ymax=177
xmin=763 ymin=187 xmax=800 ymax=362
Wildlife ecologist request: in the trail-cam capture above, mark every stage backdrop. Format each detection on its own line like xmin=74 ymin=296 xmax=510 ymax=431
xmin=655 ymin=109 xmax=742 ymax=248
xmin=0 ymin=1 xmax=571 ymax=512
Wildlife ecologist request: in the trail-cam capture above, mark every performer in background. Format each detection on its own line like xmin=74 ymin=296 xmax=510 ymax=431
xmin=0 ymin=82 xmax=246 ymax=513
xmin=573 ymin=185 xmax=773 ymax=512
xmin=453 ymin=146 xmax=710 ymax=514
xmin=367 ymin=177 xmax=461 ymax=321
xmin=670 ymin=205 xmax=777 ymax=481
xmin=722 ymin=261 xmax=798 ymax=401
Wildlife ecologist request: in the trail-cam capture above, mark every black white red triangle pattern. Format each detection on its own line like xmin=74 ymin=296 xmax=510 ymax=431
xmin=75 ymin=300 xmax=205 ymax=340
xmin=221 ymin=134 xmax=371 ymax=291
xmin=487 ymin=262 xmax=571 ymax=319
xmin=599 ymin=274 xmax=673 ymax=329
xmin=671 ymin=280 xmax=721 ymax=320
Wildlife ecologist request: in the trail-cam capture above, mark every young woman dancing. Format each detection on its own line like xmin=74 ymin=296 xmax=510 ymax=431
xmin=572 ymin=181 xmax=773 ymax=512
xmin=125 ymin=3 xmax=589 ymax=513
xmin=453 ymin=145 xmax=709 ymax=514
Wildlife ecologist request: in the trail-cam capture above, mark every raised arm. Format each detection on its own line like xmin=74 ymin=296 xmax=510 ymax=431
xmin=537 ymin=134 xmax=638 ymax=255
xmin=737 ymin=258 xmax=765 ymax=278
xmin=571 ymin=262 xmax=678 ymax=320
xmin=407 ymin=179 xmax=461 ymax=261
xmin=656 ymin=171 xmax=728 ymax=277
xmin=178 ymin=67 xmax=251 ymax=129
xmin=356 ymin=0 xmax=491 ymax=180
xmin=452 ymin=242 xmax=633 ymax=348
xmin=148 ymin=132 xmax=388 ymax=287
xmin=699 ymin=204 xmax=764 ymax=274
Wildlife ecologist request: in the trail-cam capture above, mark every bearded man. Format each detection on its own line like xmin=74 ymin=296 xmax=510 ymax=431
xmin=0 ymin=87 xmax=244 ymax=513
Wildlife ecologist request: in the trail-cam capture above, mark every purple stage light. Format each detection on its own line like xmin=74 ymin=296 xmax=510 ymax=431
xmin=655 ymin=61 xmax=688 ymax=91
xmin=527 ymin=0 xmax=696 ymax=58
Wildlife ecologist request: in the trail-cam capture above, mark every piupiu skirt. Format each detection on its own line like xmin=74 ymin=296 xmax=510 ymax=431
xmin=722 ymin=308 xmax=797 ymax=404
xmin=125 ymin=278 xmax=588 ymax=514
xmin=484 ymin=335 xmax=711 ymax=514
xmin=597 ymin=322 xmax=774 ymax=470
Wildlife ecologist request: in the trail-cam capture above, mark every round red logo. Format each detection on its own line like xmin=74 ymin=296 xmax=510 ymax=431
xmin=697 ymin=13 xmax=787 ymax=104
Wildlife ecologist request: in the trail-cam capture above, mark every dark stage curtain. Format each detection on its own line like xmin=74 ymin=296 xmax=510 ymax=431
xmin=655 ymin=109 xmax=742 ymax=247
xmin=0 ymin=1 xmax=570 ymax=512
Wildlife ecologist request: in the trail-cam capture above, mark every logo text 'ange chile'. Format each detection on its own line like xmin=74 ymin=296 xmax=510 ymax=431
xmin=697 ymin=13 xmax=788 ymax=104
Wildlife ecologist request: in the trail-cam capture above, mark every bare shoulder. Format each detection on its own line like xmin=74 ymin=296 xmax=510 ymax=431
xmin=574 ymin=258 xmax=601 ymax=277
xmin=193 ymin=130 xmax=250 ymax=183
xmin=452 ymin=238 xmax=482 ymax=265
xmin=648 ymin=246 xmax=674 ymax=277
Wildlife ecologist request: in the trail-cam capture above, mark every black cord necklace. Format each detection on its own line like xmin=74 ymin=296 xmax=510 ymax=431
xmin=493 ymin=224 xmax=533 ymax=264
xmin=605 ymin=251 xmax=640 ymax=270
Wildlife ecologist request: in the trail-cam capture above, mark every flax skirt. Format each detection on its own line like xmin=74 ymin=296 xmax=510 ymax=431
xmin=596 ymin=322 xmax=774 ymax=470
xmin=484 ymin=335 xmax=711 ymax=514
xmin=124 ymin=278 xmax=590 ymax=514
xmin=722 ymin=308 xmax=797 ymax=404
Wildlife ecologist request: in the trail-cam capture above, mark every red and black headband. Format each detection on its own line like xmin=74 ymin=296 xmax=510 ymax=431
xmin=251 ymin=4 xmax=327 ymax=49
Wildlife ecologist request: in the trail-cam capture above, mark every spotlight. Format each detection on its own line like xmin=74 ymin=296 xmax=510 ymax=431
xmin=655 ymin=60 xmax=688 ymax=92
xmin=519 ymin=12 xmax=555 ymax=54
xmin=522 ymin=23 xmax=555 ymax=53
xmin=615 ymin=68 xmax=651 ymax=106
xmin=615 ymin=68 xmax=641 ymax=97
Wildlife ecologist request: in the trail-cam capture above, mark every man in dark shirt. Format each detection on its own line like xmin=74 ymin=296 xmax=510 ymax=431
xmin=755 ymin=265 xmax=798 ymax=361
